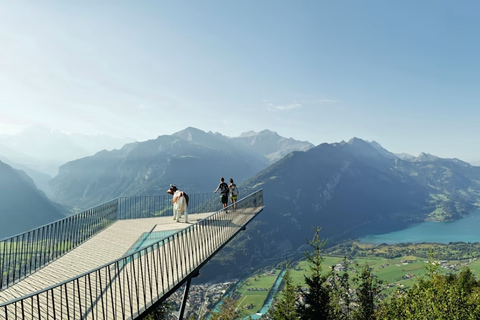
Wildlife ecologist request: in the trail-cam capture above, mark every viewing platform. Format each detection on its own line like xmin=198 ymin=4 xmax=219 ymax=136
xmin=0 ymin=190 xmax=264 ymax=319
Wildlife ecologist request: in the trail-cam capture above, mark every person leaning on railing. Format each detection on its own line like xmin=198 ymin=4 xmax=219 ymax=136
xmin=213 ymin=177 xmax=229 ymax=212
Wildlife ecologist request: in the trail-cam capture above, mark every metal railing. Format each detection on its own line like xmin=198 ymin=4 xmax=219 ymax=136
xmin=116 ymin=192 xmax=223 ymax=220
xmin=0 ymin=200 xmax=118 ymax=291
xmin=0 ymin=190 xmax=264 ymax=319
xmin=0 ymin=192 xmax=224 ymax=291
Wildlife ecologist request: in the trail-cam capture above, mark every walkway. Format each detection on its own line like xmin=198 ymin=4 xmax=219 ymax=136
xmin=0 ymin=190 xmax=264 ymax=320
xmin=0 ymin=213 xmax=212 ymax=305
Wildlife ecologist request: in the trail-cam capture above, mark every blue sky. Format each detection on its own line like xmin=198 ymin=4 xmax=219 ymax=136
xmin=0 ymin=1 xmax=479 ymax=161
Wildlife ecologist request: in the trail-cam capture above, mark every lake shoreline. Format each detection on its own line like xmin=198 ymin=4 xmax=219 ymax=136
xmin=359 ymin=209 xmax=480 ymax=245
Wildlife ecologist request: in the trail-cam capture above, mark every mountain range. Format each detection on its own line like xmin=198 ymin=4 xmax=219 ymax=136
xmin=47 ymin=127 xmax=313 ymax=209
xmin=0 ymin=127 xmax=313 ymax=236
xmin=203 ymin=138 xmax=480 ymax=279
xmin=1 ymin=127 xmax=480 ymax=280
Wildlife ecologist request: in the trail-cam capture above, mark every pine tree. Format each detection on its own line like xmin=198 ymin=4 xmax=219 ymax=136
xmin=352 ymin=264 xmax=382 ymax=320
xmin=457 ymin=267 xmax=477 ymax=294
xmin=329 ymin=257 xmax=352 ymax=320
xmin=297 ymin=227 xmax=333 ymax=320
xmin=269 ymin=262 xmax=300 ymax=320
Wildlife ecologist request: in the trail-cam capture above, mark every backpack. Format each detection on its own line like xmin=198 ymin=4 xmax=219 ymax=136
xmin=220 ymin=182 xmax=229 ymax=195
xmin=231 ymin=185 xmax=239 ymax=196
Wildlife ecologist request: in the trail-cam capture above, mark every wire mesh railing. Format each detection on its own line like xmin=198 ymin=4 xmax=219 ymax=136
xmin=0 ymin=189 xmax=264 ymax=320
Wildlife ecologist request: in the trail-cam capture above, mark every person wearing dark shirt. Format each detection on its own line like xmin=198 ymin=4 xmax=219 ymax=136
xmin=214 ymin=177 xmax=229 ymax=212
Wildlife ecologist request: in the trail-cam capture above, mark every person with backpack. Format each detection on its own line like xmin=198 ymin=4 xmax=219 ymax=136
xmin=229 ymin=178 xmax=239 ymax=212
xmin=214 ymin=177 xmax=230 ymax=212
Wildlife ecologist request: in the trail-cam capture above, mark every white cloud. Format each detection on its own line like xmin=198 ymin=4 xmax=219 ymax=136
xmin=264 ymin=98 xmax=340 ymax=112
xmin=267 ymin=102 xmax=302 ymax=111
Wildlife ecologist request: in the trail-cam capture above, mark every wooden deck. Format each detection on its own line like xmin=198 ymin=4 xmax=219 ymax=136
xmin=0 ymin=213 xmax=213 ymax=305
xmin=0 ymin=205 xmax=264 ymax=319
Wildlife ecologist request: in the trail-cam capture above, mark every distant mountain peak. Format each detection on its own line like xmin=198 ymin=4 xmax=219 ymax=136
xmin=368 ymin=140 xmax=398 ymax=159
xmin=239 ymin=129 xmax=278 ymax=138
xmin=338 ymin=137 xmax=398 ymax=160
xmin=259 ymin=129 xmax=279 ymax=135
xmin=173 ymin=127 xmax=207 ymax=141
xmin=347 ymin=137 xmax=377 ymax=148
xmin=416 ymin=152 xmax=439 ymax=162
xmin=347 ymin=137 xmax=365 ymax=144
xmin=346 ymin=137 xmax=375 ymax=151
xmin=369 ymin=140 xmax=383 ymax=149
xmin=396 ymin=153 xmax=415 ymax=160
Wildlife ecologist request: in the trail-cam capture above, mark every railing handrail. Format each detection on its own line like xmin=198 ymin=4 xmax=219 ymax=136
xmin=1 ymin=192 xmax=220 ymax=241
xmin=1 ymin=198 xmax=120 ymax=242
xmin=0 ymin=192 xmax=222 ymax=291
xmin=0 ymin=189 xmax=263 ymax=306
xmin=0 ymin=189 xmax=264 ymax=320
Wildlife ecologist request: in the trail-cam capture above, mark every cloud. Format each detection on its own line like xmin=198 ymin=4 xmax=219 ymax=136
xmin=267 ymin=102 xmax=302 ymax=111
xmin=264 ymin=98 xmax=340 ymax=112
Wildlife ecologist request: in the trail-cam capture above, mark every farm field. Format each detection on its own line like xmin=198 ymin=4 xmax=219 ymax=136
xmin=226 ymin=251 xmax=479 ymax=319
xmin=233 ymin=268 xmax=280 ymax=319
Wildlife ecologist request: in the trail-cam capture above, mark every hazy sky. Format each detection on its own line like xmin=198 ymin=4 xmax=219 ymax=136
xmin=1 ymin=1 xmax=479 ymax=161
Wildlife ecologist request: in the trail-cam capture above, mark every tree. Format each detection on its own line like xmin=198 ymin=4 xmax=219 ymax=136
xmin=376 ymin=263 xmax=480 ymax=319
xmin=269 ymin=262 xmax=300 ymax=320
xmin=297 ymin=227 xmax=333 ymax=320
xmin=329 ymin=257 xmax=352 ymax=320
xmin=352 ymin=264 xmax=382 ymax=320
xmin=209 ymin=297 xmax=237 ymax=320
xmin=457 ymin=267 xmax=477 ymax=294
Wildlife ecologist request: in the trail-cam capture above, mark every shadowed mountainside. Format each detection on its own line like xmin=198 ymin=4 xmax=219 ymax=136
xmin=0 ymin=161 xmax=66 ymax=238
xmin=199 ymin=138 xmax=480 ymax=280
xmin=48 ymin=127 xmax=314 ymax=210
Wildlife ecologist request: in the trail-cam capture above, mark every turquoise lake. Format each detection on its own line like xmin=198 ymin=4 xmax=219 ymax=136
xmin=360 ymin=210 xmax=480 ymax=244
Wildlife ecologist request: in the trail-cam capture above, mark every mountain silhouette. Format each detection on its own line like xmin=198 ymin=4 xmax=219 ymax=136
xmin=200 ymin=138 xmax=480 ymax=279
xmin=0 ymin=161 xmax=65 ymax=238
xmin=48 ymin=127 xmax=313 ymax=209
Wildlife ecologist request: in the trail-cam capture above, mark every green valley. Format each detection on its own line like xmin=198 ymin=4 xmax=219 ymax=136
xmin=216 ymin=241 xmax=480 ymax=319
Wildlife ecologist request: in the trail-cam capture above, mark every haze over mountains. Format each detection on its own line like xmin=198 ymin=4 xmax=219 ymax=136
xmin=0 ymin=125 xmax=135 ymax=177
xmin=1 ymin=126 xmax=480 ymax=280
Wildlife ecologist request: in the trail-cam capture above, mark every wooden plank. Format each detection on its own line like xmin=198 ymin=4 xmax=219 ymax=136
xmin=0 ymin=213 xmax=213 ymax=305
xmin=0 ymin=205 xmax=264 ymax=319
